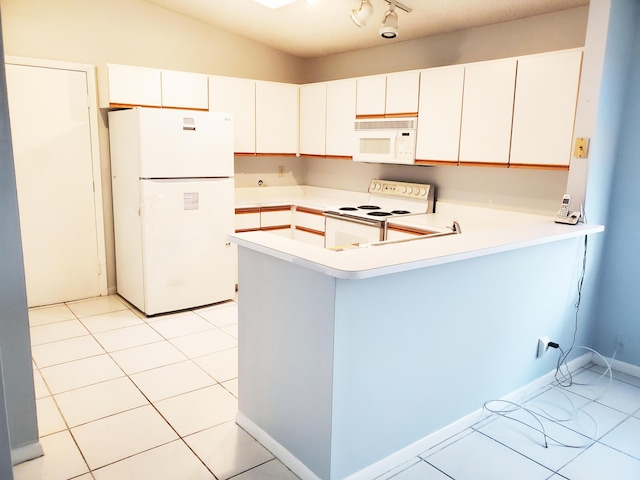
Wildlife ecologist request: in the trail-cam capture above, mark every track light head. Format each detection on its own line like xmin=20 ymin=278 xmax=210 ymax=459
xmin=379 ymin=5 xmax=398 ymax=38
xmin=350 ymin=0 xmax=374 ymax=27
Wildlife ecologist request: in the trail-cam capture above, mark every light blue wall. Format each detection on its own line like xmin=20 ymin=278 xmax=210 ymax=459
xmin=331 ymin=237 xmax=589 ymax=478
xmin=0 ymin=11 xmax=40 ymax=459
xmin=590 ymin=1 xmax=640 ymax=365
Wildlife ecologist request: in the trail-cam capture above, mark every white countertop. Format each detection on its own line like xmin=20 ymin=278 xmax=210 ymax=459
xmin=231 ymin=186 xmax=604 ymax=279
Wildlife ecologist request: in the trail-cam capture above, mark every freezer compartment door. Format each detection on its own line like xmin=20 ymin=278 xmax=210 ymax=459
xmin=140 ymin=178 xmax=235 ymax=315
xmin=137 ymin=108 xmax=234 ymax=178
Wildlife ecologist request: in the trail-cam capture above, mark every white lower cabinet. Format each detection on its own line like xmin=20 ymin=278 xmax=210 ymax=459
xmin=235 ymin=208 xmax=260 ymax=232
xmin=293 ymin=229 xmax=325 ymax=247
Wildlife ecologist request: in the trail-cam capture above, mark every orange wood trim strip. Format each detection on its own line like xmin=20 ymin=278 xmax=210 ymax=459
xmin=260 ymin=205 xmax=292 ymax=213
xmin=355 ymin=114 xmax=386 ymax=119
xmin=108 ymin=103 xmax=208 ymax=112
xmin=459 ymin=161 xmax=509 ymax=169
xmin=295 ymin=206 xmax=324 ymax=216
xmin=295 ymin=226 xmax=324 ymax=237
xmin=160 ymin=105 xmax=209 ymax=112
xmin=254 ymin=152 xmax=298 ymax=157
xmin=235 ymin=228 xmax=260 ymax=233
xmin=387 ymin=225 xmax=437 ymax=236
xmin=325 ymin=155 xmax=353 ymax=161
xmin=260 ymin=225 xmax=291 ymax=232
xmin=384 ymin=112 xmax=418 ymax=118
xmin=299 ymin=153 xmax=327 ymax=158
xmin=235 ymin=207 xmax=260 ymax=215
xmin=415 ymin=160 xmax=459 ymax=166
xmin=509 ymin=163 xmax=570 ymax=171
xmin=109 ymin=103 xmax=161 ymax=109
xmin=234 ymin=152 xmax=257 ymax=156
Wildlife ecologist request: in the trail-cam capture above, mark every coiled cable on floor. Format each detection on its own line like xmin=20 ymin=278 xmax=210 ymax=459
xmin=482 ymin=346 xmax=613 ymax=449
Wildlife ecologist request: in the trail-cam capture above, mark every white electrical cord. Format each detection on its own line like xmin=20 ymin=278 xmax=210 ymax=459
xmin=482 ymin=346 xmax=614 ymax=449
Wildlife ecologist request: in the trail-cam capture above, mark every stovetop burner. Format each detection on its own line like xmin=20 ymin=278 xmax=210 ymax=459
xmin=391 ymin=210 xmax=411 ymax=215
xmin=339 ymin=207 xmax=358 ymax=211
xmin=367 ymin=211 xmax=392 ymax=217
xmin=357 ymin=205 xmax=381 ymax=210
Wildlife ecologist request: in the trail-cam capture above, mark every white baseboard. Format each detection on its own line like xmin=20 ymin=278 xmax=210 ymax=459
xmin=11 ymin=441 xmax=43 ymax=466
xmin=238 ymin=353 xmax=594 ymax=480
xmin=591 ymin=354 xmax=640 ymax=379
xmin=235 ymin=411 xmax=321 ymax=480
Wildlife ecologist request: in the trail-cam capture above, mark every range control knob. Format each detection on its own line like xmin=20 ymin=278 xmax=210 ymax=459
xmin=401 ymin=186 xmax=407 ymax=194
xmin=406 ymin=187 xmax=413 ymax=194
xmin=420 ymin=188 xmax=427 ymax=197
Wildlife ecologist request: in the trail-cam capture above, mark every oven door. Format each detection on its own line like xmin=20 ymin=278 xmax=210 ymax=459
xmin=324 ymin=214 xmax=384 ymax=249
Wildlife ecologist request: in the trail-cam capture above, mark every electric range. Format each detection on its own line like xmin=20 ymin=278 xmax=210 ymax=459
xmin=324 ymin=180 xmax=435 ymax=248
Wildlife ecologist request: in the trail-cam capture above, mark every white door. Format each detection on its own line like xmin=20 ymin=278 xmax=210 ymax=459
xmin=6 ymin=63 xmax=106 ymax=307
xmin=140 ymin=178 xmax=235 ymax=315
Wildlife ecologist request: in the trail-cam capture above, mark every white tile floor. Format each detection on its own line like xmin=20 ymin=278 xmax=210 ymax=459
xmin=16 ymin=295 xmax=296 ymax=480
xmin=14 ymin=294 xmax=640 ymax=480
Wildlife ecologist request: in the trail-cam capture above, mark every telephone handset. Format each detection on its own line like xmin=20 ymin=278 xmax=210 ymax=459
xmin=554 ymin=194 xmax=581 ymax=225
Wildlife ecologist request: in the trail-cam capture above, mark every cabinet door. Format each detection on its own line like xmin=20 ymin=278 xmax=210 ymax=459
xmin=210 ymin=76 xmax=256 ymax=154
xmin=256 ymin=81 xmax=299 ymax=154
xmin=299 ymin=83 xmax=327 ymax=156
xmin=510 ymin=50 xmax=582 ymax=168
xmin=161 ymin=70 xmax=209 ymax=110
xmin=260 ymin=206 xmax=293 ymax=228
xmin=103 ymin=64 xmax=161 ymax=108
xmin=416 ymin=65 xmax=464 ymax=163
xmin=356 ymin=75 xmax=386 ymax=116
xmin=459 ymin=58 xmax=517 ymax=165
xmin=386 ymin=71 xmax=420 ymax=116
xmin=293 ymin=208 xmax=326 ymax=232
xmin=326 ymin=78 xmax=356 ymax=158
xmin=235 ymin=208 xmax=261 ymax=232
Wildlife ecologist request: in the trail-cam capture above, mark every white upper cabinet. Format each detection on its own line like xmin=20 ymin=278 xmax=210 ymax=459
xmin=356 ymin=71 xmax=420 ymax=117
xmin=100 ymin=64 xmax=161 ymax=108
xmin=100 ymin=64 xmax=208 ymax=110
xmin=161 ymin=70 xmax=208 ymax=110
xmin=459 ymin=58 xmax=517 ymax=165
xmin=326 ymin=78 xmax=356 ymax=158
xmin=255 ymin=81 xmax=299 ymax=154
xmin=510 ymin=50 xmax=583 ymax=168
xmin=299 ymin=82 xmax=327 ymax=156
xmin=210 ymin=75 xmax=256 ymax=154
xmin=356 ymin=74 xmax=386 ymax=116
xmin=385 ymin=71 xmax=420 ymax=116
xmin=416 ymin=65 xmax=464 ymax=163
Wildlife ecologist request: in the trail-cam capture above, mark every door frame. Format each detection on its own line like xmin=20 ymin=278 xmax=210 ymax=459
xmin=6 ymin=56 xmax=108 ymax=299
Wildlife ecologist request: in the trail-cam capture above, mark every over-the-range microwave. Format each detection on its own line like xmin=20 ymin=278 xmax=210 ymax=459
xmin=353 ymin=117 xmax=417 ymax=165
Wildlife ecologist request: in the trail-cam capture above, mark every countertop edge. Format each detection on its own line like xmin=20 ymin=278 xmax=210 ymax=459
xmin=229 ymin=223 xmax=605 ymax=280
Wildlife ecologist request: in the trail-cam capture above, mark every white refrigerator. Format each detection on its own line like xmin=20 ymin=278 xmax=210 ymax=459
xmin=109 ymin=107 xmax=235 ymax=315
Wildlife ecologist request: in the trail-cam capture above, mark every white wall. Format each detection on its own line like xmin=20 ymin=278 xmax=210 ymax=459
xmin=301 ymin=6 xmax=589 ymax=82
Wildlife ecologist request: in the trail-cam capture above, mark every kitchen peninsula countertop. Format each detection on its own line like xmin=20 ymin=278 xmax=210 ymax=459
xmin=231 ymin=186 xmax=604 ymax=280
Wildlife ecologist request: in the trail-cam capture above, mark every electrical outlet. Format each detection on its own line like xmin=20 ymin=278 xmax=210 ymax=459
xmin=615 ymin=335 xmax=627 ymax=353
xmin=537 ymin=336 xmax=551 ymax=357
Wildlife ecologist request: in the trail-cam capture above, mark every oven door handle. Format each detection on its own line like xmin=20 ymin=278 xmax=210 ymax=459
xmin=324 ymin=212 xmax=382 ymax=227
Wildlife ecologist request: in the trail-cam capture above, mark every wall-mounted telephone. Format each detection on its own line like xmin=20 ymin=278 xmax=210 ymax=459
xmin=554 ymin=194 xmax=581 ymax=225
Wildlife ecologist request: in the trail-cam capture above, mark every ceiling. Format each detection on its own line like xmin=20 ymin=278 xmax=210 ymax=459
xmin=144 ymin=0 xmax=589 ymax=58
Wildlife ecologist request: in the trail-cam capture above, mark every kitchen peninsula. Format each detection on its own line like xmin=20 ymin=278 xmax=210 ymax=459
xmin=230 ymin=193 xmax=603 ymax=480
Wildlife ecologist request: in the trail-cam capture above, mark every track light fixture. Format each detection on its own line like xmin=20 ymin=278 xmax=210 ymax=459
xmin=350 ymin=0 xmax=374 ymax=27
xmin=350 ymin=0 xmax=411 ymax=39
xmin=379 ymin=4 xmax=398 ymax=38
